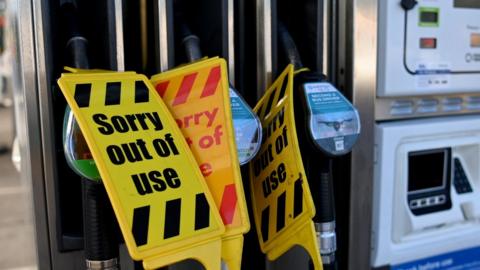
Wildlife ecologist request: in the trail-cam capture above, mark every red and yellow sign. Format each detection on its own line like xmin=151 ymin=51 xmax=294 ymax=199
xmin=151 ymin=58 xmax=249 ymax=270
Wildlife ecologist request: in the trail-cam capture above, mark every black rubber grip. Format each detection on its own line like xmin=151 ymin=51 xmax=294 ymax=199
xmin=175 ymin=11 xmax=202 ymax=62
xmin=317 ymin=161 xmax=335 ymax=223
xmin=277 ymin=21 xmax=304 ymax=70
xmin=82 ymin=179 xmax=119 ymax=261
xmin=61 ymin=3 xmax=90 ymax=69
xmin=60 ymin=3 xmax=81 ymax=40
xmin=182 ymin=36 xmax=202 ymax=62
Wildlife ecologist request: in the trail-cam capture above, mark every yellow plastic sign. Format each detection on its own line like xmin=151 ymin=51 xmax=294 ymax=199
xmin=249 ymin=65 xmax=323 ymax=269
xmin=57 ymin=71 xmax=225 ymax=270
xmin=151 ymin=58 xmax=249 ymax=270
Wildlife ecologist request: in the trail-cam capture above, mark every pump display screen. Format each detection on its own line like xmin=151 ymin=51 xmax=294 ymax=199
xmin=420 ymin=12 xmax=438 ymax=23
xmin=454 ymin=0 xmax=480 ymax=9
xmin=408 ymin=149 xmax=447 ymax=193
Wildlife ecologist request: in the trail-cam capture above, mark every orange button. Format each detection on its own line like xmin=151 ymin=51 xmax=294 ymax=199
xmin=420 ymin=38 xmax=437 ymax=49
xmin=471 ymin=33 xmax=480 ymax=48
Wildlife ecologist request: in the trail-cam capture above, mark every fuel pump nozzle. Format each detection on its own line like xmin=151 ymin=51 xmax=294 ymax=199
xmin=61 ymin=3 xmax=120 ymax=270
xmin=277 ymin=21 xmax=361 ymax=269
xmin=176 ymin=18 xmax=202 ymax=63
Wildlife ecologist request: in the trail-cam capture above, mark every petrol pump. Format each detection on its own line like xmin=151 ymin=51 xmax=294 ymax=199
xmin=249 ymin=0 xmax=361 ymax=269
xmin=17 ymin=0 xmax=480 ymax=269
xmin=278 ymin=22 xmax=360 ymax=269
xmin=371 ymin=0 xmax=480 ymax=269
xmin=9 ymin=0 xmax=340 ymax=270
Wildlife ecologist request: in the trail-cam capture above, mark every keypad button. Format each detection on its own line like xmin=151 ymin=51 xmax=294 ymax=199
xmin=410 ymin=200 xmax=418 ymax=209
xmin=454 ymin=158 xmax=473 ymax=194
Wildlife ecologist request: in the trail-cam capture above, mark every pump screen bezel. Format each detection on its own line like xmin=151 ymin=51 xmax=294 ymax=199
xmin=407 ymin=148 xmax=448 ymax=195
xmin=406 ymin=147 xmax=452 ymax=216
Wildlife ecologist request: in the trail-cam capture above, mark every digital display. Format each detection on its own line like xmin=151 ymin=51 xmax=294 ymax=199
xmin=454 ymin=0 xmax=480 ymax=9
xmin=420 ymin=38 xmax=437 ymax=49
xmin=408 ymin=149 xmax=447 ymax=193
xmin=472 ymin=33 xmax=480 ymax=48
xmin=420 ymin=11 xmax=438 ymax=24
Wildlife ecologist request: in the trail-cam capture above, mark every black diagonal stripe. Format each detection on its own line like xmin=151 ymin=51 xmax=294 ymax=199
xmin=293 ymin=176 xmax=303 ymax=218
xmin=261 ymin=206 xmax=270 ymax=242
xmin=105 ymin=82 xmax=122 ymax=105
xmin=132 ymin=205 xmax=150 ymax=246
xmin=194 ymin=193 xmax=210 ymax=230
xmin=164 ymin=198 xmax=181 ymax=239
xmin=263 ymin=89 xmax=278 ymax=118
xmin=135 ymin=81 xmax=149 ymax=103
xmin=74 ymin=83 xmax=92 ymax=108
xmin=276 ymin=191 xmax=286 ymax=232
xmin=277 ymin=76 xmax=289 ymax=101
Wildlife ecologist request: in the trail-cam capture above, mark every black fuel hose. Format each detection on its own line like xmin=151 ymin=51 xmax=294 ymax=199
xmin=61 ymin=3 xmax=119 ymax=269
xmin=277 ymin=20 xmax=337 ymax=269
xmin=318 ymin=160 xmax=335 ymax=223
xmin=277 ymin=21 xmax=304 ymax=71
xmin=62 ymin=3 xmax=89 ymax=70
xmin=179 ymin=26 xmax=202 ymax=62
xmin=175 ymin=13 xmax=202 ymax=63
xmin=82 ymin=180 xmax=119 ymax=261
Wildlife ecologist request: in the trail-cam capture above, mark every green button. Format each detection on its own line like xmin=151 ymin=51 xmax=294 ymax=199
xmin=419 ymin=7 xmax=440 ymax=27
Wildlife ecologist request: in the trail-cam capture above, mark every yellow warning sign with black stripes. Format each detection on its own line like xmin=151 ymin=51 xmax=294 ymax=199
xmin=57 ymin=71 xmax=225 ymax=270
xmin=151 ymin=58 xmax=249 ymax=270
xmin=249 ymin=65 xmax=323 ymax=269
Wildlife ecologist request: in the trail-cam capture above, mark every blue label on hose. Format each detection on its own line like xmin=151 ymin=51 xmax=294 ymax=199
xmin=392 ymin=246 xmax=480 ymax=270
xmin=230 ymin=90 xmax=252 ymax=119
xmin=306 ymin=86 xmax=353 ymax=115
xmin=304 ymin=82 xmax=360 ymax=155
xmin=229 ymin=88 xmax=262 ymax=165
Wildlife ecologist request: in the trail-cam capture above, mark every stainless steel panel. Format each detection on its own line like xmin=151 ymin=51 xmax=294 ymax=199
xmin=104 ymin=0 xmax=124 ymax=70
xmin=114 ymin=0 xmax=125 ymax=71
xmin=11 ymin=0 xmax=48 ymax=268
xmin=341 ymin=0 xmax=377 ymax=269
xmin=227 ymin=0 xmax=235 ymax=84
xmin=322 ymin=0 xmax=330 ymax=77
xmin=323 ymin=0 xmax=337 ymax=80
xmin=256 ymin=0 xmax=273 ymax=98
xmin=31 ymin=0 xmax=85 ymax=268
xmin=30 ymin=0 xmax=129 ymax=268
xmin=155 ymin=0 xmax=173 ymax=72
